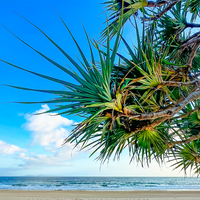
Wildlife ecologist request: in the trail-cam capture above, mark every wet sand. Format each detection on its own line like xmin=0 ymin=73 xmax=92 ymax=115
xmin=0 ymin=190 xmax=200 ymax=200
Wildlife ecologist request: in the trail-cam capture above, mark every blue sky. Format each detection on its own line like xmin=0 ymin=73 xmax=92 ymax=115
xmin=0 ymin=0 xmax=186 ymax=177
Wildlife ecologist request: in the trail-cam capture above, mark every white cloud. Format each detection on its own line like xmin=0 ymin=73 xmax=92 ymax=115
xmin=18 ymin=104 xmax=77 ymax=168
xmin=18 ymin=151 xmax=72 ymax=168
xmin=24 ymin=104 xmax=73 ymax=147
xmin=0 ymin=140 xmax=25 ymax=155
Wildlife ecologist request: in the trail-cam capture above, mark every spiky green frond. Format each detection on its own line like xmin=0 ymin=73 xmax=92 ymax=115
xmin=101 ymin=0 xmax=148 ymax=40
xmin=170 ymin=142 xmax=200 ymax=175
xmin=188 ymin=0 xmax=200 ymax=22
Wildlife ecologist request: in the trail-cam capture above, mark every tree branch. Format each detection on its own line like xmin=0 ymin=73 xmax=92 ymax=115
xmin=168 ymin=132 xmax=200 ymax=148
xmin=130 ymin=89 xmax=200 ymax=120
xmin=147 ymin=0 xmax=170 ymax=7
xmin=133 ymin=116 xmax=169 ymax=133
xmin=186 ymin=23 xmax=200 ymax=28
xmin=187 ymin=43 xmax=200 ymax=67
xmin=180 ymin=31 xmax=200 ymax=45
xmin=162 ymin=80 xmax=200 ymax=87
xmin=144 ymin=1 xmax=179 ymax=21
xmin=173 ymin=106 xmax=200 ymax=120
xmin=180 ymin=38 xmax=200 ymax=49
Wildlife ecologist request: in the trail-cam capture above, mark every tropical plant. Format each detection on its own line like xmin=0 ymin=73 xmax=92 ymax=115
xmin=2 ymin=0 xmax=200 ymax=175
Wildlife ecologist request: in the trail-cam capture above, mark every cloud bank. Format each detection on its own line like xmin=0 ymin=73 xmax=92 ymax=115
xmin=25 ymin=104 xmax=73 ymax=147
xmin=0 ymin=105 xmax=78 ymax=170
xmin=19 ymin=104 xmax=76 ymax=168
xmin=0 ymin=140 xmax=25 ymax=156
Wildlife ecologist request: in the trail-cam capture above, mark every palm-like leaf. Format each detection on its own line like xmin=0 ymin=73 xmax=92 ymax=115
xmin=156 ymin=2 xmax=186 ymax=45
xmin=170 ymin=142 xmax=200 ymax=175
xmin=188 ymin=0 xmax=200 ymax=22
xmin=101 ymin=0 xmax=148 ymax=40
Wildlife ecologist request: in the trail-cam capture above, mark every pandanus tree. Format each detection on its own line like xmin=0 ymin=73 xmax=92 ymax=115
xmin=2 ymin=0 xmax=200 ymax=175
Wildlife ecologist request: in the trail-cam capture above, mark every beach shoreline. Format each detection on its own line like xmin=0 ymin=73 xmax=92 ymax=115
xmin=1 ymin=190 xmax=200 ymax=200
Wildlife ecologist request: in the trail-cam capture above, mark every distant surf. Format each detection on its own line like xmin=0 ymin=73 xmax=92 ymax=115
xmin=0 ymin=177 xmax=200 ymax=191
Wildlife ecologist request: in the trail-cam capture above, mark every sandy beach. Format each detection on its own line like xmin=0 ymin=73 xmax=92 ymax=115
xmin=0 ymin=190 xmax=200 ymax=200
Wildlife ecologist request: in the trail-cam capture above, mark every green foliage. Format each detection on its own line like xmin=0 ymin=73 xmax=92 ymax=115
xmin=188 ymin=0 xmax=200 ymax=22
xmin=101 ymin=0 xmax=148 ymax=40
xmin=170 ymin=142 xmax=200 ymax=175
xmin=156 ymin=2 xmax=187 ymax=44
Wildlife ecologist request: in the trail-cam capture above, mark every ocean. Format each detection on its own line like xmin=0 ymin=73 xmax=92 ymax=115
xmin=0 ymin=177 xmax=199 ymax=191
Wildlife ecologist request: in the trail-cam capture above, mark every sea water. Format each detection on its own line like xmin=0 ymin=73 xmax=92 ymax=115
xmin=0 ymin=177 xmax=200 ymax=191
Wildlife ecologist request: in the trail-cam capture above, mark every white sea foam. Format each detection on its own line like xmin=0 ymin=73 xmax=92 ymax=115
xmin=0 ymin=177 xmax=200 ymax=191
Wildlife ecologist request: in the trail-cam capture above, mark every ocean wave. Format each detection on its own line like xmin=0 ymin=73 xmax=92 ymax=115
xmin=0 ymin=177 xmax=200 ymax=191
